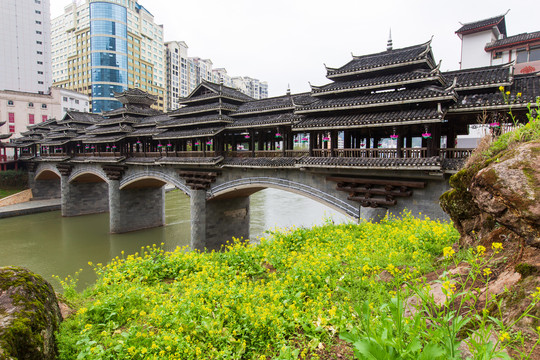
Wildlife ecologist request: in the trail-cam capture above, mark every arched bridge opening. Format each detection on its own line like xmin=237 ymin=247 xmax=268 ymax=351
xmin=33 ymin=168 xmax=61 ymax=200
xmin=63 ymin=171 xmax=109 ymax=217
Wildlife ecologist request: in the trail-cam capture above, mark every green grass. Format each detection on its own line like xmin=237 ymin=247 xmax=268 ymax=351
xmin=56 ymin=213 xmax=459 ymax=359
xmin=0 ymin=189 xmax=23 ymax=199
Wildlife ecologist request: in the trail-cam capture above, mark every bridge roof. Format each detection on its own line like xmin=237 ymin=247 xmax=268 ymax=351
xmin=312 ymin=68 xmax=446 ymax=96
xmin=443 ymin=63 xmax=513 ymax=91
xmin=103 ymin=104 xmax=162 ymax=117
xmin=86 ymin=124 xmax=133 ymax=135
xmin=449 ymin=72 xmax=540 ymax=112
xmin=153 ymin=126 xmax=224 ymax=140
xmin=78 ymin=134 xmax=127 ymax=144
xmin=132 ymin=114 xmax=171 ymax=128
xmin=96 ymin=115 xmax=140 ymax=126
xmin=59 ymin=111 xmax=103 ymax=125
xmin=326 ymin=41 xmax=435 ymax=80
xmin=126 ymin=127 xmax=165 ymax=137
xmin=226 ymin=113 xmax=299 ymax=129
xmin=168 ymin=102 xmax=238 ymax=117
xmin=293 ymin=108 xmax=445 ymax=130
xmin=178 ymin=81 xmax=254 ymax=105
xmin=157 ymin=114 xmax=234 ymax=128
xmin=296 ymin=85 xmax=456 ymax=114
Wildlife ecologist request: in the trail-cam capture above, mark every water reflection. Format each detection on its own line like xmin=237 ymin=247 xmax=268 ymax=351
xmin=0 ymin=188 xmax=351 ymax=290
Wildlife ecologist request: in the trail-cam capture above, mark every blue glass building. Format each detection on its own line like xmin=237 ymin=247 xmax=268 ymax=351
xmin=89 ymin=2 xmax=129 ymax=113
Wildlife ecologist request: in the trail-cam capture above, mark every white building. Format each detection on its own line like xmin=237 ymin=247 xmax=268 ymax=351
xmin=0 ymin=87 xmax=89 ymax=139
xmin=165 ymin=41 xmax=189 ymax=110
xmin=232 ymin=77 xmax=268 ymax=100
xmin=51 ymin=0 xmax=166 ymax=112
xmin=0 ymin=0 xmax=52 ymax=93
xmin=457 ymin=13 xmax=540 ymax=74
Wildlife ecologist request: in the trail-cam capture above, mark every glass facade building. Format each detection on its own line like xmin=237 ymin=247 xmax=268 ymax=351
xmin=89 ymin=2 xmax=128 ymax=113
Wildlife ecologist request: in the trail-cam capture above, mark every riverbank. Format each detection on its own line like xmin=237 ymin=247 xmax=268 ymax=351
xmin=57 ymin=214 xmax=463 ymax=359
xmin=0 ymin=197 xmax=60 ymax=218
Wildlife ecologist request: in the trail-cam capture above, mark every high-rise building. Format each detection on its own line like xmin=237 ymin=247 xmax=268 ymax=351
xmin=51 ymin=0 xmax=166 ymax=113
xmin=232 ymin=77 xmax=268 ymax=100
xmin=165 ymin=41 xmax=268 ymax=110
xmin=0 ymin=0 xmax=52 ymax=93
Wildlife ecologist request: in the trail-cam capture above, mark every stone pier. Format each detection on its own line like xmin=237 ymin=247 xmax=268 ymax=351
xmin=61 ymin=174 xmax=109 ymax=217
xmin=109 ymin=180 xmax=165 ymax=233
xmin=190 ymin=190 xmax=250 ymax=251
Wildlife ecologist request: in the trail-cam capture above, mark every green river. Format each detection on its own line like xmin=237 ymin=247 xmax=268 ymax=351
xmin=0 ymin=189 xmax=350 ymax=290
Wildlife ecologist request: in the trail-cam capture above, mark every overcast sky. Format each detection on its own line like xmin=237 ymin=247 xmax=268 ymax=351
xmin=50 ymin=0 xmax=540 ymax=97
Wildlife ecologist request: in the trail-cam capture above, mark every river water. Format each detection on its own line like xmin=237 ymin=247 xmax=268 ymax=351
xmin=0 ymin=189 xmax=351 ymax=290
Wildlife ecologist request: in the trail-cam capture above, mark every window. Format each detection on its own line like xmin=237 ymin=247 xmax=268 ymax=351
xmin=9 ymin=125 xmax=15 ymax=133
xmin=7 ymin=100 xmax=14 ymax=106
xmin=42 ymin=115 xmax=48 ymax=122
xmin=29 ymin=114 xmax=35 ymax=124
xmin=36 ymin=20 xmax=42 ymax=24
xmin=75 ymin=99 xmax=79 ymax=104
xmin=8 ymin=113 xmax=15 ymax=123
xmin=41 ymin=104 xmax=47 ymax=109
xmin=35 ymin=0 xmax=41 ymax=3
xmin=493 ymin=51 xmax=502 ymax=59
xmin=38 ymin=71 xmax=43 ymax=74
xmin=36 ymin=31 xmax=42 ymax=34
xmin=38 ymin=81 xmax=43 ymax=84
xmin=28 ymin=102 xmax=34 ymax=107
xmin=517 ymin=48 xmax=528 ymax=63
xmin=35 ymin=10 xmax=41 ymax=14
xmin=37 ymin=51 xmax=42 ymax=55
xmin=36 ymin=41 xmax=42 ymax=45
xmin=63 ymin=96 xmax=68 ymax=101
xmin=530 ymin=47 xmax=540 ymax=62
xmin=37 ymin=61 xmax=43 ymax=65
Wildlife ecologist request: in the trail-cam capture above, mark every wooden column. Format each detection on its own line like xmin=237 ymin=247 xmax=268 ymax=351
xmin=396 ymin=132 xmax=404 ymax=158
xmin=309 ymin=131 xmax=315 ymax=156
xmin=330 ymin=130 xmax=338 ymax=157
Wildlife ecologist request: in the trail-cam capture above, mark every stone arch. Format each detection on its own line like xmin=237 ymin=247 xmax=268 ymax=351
xmin=209 ymin=177 xmax=359 ymax=219
xmin=34 ymin=164 xmax=61 ymax=180
xmin=69 ymin=168 xmax=109 ymax=184
xmin=120 ymin=171 xmax=190 ymax=195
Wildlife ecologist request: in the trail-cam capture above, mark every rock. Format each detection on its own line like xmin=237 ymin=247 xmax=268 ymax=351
xmin=0 ymin=266 xmax=62 ymax=360
xmin=479 ymin=270 xmax=521 ymax=302
xmin=470 ymin=140 xmax=540 ymax=247
xmin=458 ymin=331 xmax=509 ymax=359
xmin=376 ymin=270 xmax=394 ymax=283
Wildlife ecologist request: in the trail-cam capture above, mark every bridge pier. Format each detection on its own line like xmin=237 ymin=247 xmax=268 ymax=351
xmin=109 ymin=180 xmax=165 ymax=233
xmin=190 ymin=190 xmax=250 ymax=251
xmin=61 ymin=176 xmax=108 ymax=217
xmin=360 ymin=207 xmax=388 ymax=223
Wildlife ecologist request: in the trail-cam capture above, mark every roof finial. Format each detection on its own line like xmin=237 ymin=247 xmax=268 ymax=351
xmin=286 ymin=84 xmax=291 ymax=95
xmin=387 ymin=28 xmax=393 ymax=51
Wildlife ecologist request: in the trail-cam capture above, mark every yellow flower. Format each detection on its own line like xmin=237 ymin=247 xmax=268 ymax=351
xmin=499 ymin=86 xmax=504 ymax=92
xmin=141 ymin=347 xmax=148 ymax=354
xmin=491 ymin=242 xmax=503 ymax=253
xmin=476 ymin=245 xmax=486 ymax=256
xmin=483 ymin=268 xmax=492 ymax=276
xmin=499 ymin=332 xmax=510 ymax=342
xmin=517 ymin=92 xmax=522 ymax=97
xmin=443 ymin=246 xmax=455 ymax=258
xmin=506 ymin=91 xmax=511 ymax=95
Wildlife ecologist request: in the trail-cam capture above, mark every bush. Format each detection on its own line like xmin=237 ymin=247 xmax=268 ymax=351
xmin=0 ymin=170 xmax=28 ymax=189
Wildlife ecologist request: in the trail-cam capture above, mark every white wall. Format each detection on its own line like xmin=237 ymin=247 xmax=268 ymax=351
xmin=461 ymin=31 xmax=495 ymax=69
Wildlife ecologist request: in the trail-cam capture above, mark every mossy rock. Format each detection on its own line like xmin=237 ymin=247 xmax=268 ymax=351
xmin=0 ymin=266 xmax=62 ymax=360
xmin=515 ymin=263 xmax=538 ymax=278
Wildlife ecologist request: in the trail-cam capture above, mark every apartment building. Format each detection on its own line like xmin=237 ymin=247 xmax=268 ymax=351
xmin=0 ymin=0 xmax=52 ymax=93
xmin=51 ymin=0 xmax=166 ymax=113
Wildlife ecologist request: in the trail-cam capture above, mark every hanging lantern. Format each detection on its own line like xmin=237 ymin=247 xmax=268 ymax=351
xmin=490 ymin=122 xmax=500 ymax=129
xmin=422 ymin=132 xmax=432 ymax=139
xmin=167 ymin=143 xmax=172 ymax=148
xmin=112 ymin=145 xmax=117 ymax=150
xmin=390 ymin=134 xmax=399 ymax=140
xmin=378 ymin=142 xmax=383 ymax=147
xmin=244 ymin=134 xmax=250 ymax=139
xmin=322 ymin=137 xmax=330 ymax=142
xmin=106 ymin=145 xmax=110 ymax=150
xmin=206 ymin=141 xmax=212 ymax=145
xmin=136 ymin=140 xmax=142 ymax=145
xmin=294 ymin=139 xmax=299 ymax=143
xmin=360 ymin=142 xmax=366 ymax=147
xmin=85 ymin=145 xmax=89 ymax=150
xmin=90 ymin=145 xmax=95 ymax=150
xmin=77 ymin=143 xmax=81 ymax=147
xmin=194 ymin=142 xmax=200 ymax=146
xmin=157 ymin=143 xmax=163 ymax=149
xmin=301 ymin=137 xmax=308 ymax=142
xmin=275 ymin=133 xmax=282 ymax=138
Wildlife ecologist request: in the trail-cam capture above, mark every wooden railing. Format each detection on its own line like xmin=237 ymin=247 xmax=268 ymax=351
xmin=439 ymin=148 xmax=474 ymax=159
xmin=228 ymin=150 xmax=308 ymax=158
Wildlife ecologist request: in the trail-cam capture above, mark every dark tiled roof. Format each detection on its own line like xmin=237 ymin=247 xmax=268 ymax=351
xmin=300 ymin=156 xmax=441 ymax=169
xmin=153 ymin=127 xmax=224 ymax=140
xmin=158 ymin=114 xmax=234 ymax=128
xmin=197 ymin=81 xmax=254 ymax=101
xmin=232 ymin=94 xmax=294 ymax=115
xmin=60 ymin=111 xmax=103 ymax=124
xmin=227 ymin=113 xmax=299 ymax=129
xmin=79 ymin=134 xmax=127 ymax=144
xmin=297 ymin=86 xmax=456 ymax=113
xmin=114 ymin=88 xmax=157 ymax=106
xmin=485 ymin=31 xmax=540 ymax=50
xmin=127 ymin=127 xmax=165 ymax=137
xmin=313 ymin=69 xmax=445 ymax=96
xmin=326 ymin=42 xmax=435 ymax=79
xmin=157 ymin=156 xmax=224 ymax=165
xmin=443 ymin=64 xmax=512 ymax=90
xmin=168 ymin=102 xmax=238 ymax=116
xmin=456 ymin=14 xmax=506 ymax=35
xmin=132 ymin=114 xmax=171 ymax=127
xmin=96 ymin=116 xmax=140 ymax=126
xmin=294 ymin=108 xmax=444 ymax=130
xmin=86 ymin=124 xmax=133 ymax=135
xmin=104 ymin=104 xmax=162 ymax=117
xmin=222 ymin=157 xmax=299 ymax=168
xmin=40 ymin=139 xmax=72 ymax=146
xmin=449 ymin=72 xmax=540 ymax=111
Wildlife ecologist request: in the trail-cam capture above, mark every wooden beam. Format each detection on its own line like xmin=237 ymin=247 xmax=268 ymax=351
xmin=327 ymin=176 xmax=425 ymax=189
xmin=336 ymin=186 xmax=412 ymax=197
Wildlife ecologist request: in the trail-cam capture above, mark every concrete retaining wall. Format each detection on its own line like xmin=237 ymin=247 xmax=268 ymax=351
xmin=0 ymin=189 xmax=32 ymax=207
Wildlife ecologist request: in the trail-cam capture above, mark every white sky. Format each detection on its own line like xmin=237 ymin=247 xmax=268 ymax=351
xmin=50 ymin=0 xmax=540 ymax=97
